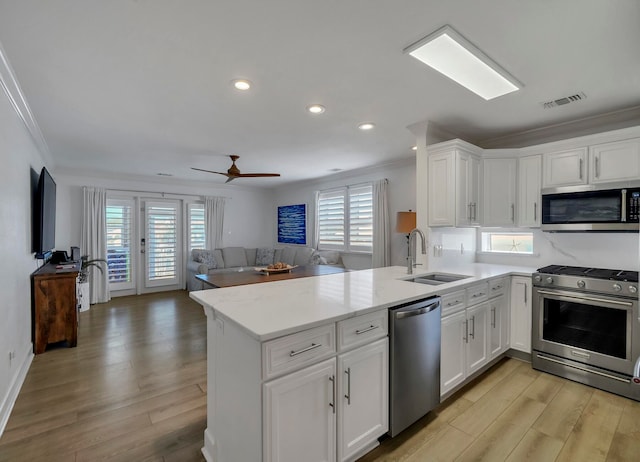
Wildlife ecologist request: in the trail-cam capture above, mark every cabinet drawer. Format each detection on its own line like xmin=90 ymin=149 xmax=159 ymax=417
xmin=337 ymin=309 xmax=388 ymax=351
xmin=263 ymin=324 xmax=336 ymax=380
xmin=466 ymin=283 xmax=489 ymax=306
xmin=489 ymin=278 xmax=508 ymax=299
xmin=441 ymin=289 xmax=466 ymax=317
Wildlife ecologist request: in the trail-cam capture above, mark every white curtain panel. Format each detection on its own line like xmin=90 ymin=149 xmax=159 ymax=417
xmin=372 ymin=179 xmax=390 ymax=268
xmin=81 ymin=186 xmax=111 ymax=304
xmin=205 ymin=196 xmax=226 ymax=250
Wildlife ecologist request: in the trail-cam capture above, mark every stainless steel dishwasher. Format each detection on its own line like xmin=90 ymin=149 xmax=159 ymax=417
xmin=388 ymin=296 xmax=441 ymax=437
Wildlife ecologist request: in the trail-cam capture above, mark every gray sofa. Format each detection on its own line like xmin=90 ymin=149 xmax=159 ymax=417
xmin=186 ymin=246 xmax=344 ymax=291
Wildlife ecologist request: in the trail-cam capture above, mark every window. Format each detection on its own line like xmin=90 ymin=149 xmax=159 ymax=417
xmin=187 ymin=203 xmax=206 ymax=251
xmin=317 ymin=184 xmax=373 ymax=252
xmin=480 ymin=231 xmax=534 ymax=254
xmin=106 ymin=199 xmax=134 ymax=289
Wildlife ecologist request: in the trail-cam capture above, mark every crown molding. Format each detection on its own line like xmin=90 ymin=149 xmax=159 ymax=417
xmin=0 ymin=40 xmax=52 ymax=165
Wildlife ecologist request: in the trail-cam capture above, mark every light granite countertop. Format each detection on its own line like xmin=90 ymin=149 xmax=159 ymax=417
xmin=189 ymin=263 xmax=535 ymax=342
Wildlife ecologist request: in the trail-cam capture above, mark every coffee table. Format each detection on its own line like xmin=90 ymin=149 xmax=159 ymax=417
xmin=195 ymin=264 xmax=347 ymax=289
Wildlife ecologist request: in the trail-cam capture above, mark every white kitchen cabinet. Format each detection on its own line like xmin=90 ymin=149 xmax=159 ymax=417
xmin=542 ymin=147 xmax=588 ymax=187
xmin=337 ymin=338 xmax=388 ymax=462
xmin=482 ymin=158 xmax=517 ymax=227
xmin=428 ymin=141 xmax=482 ymax=227
xmin=264 ymin=358 xmax=337 ymax=462
xmin=466 ymin=302 xmax=490 ymax=376
xmin=517 ymin=155 xmax=542 ymax=227
xmin=510 ymin=276 xmax=532 ymax=354
xmin=589 ymin=138 xmax=640 ymax=184
xmin=428 ymin=151 xmax=456 ymax=226
xmin=440 ymin=310 xmax=467 ymax=395
xmin=489 ymin=294 xmax=508 ymax=359
xmin=455 ymin=152 xmax=482 ymax=226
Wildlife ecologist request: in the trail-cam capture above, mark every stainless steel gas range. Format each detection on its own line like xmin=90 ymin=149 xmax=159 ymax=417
xmin=531 ymin=265 xmax=640 ymax=400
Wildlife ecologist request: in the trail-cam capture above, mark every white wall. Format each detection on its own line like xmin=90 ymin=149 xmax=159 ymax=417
xmin=272 ymin=158 xmax=416 ymax=270
xmin=0 ymin=78 xmax=46 ymax=433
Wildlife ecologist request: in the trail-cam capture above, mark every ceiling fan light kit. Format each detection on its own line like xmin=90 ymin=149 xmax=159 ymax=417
xmin=191 ymin=155 xmax=281 ymax=183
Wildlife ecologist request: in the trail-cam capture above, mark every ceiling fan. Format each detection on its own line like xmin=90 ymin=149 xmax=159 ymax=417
xmin=191 ymin=155 xmax=281 ymax=183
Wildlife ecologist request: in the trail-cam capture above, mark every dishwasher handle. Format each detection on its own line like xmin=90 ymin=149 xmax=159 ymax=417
xmin=394 ymin=301 xmax=440 ymax=319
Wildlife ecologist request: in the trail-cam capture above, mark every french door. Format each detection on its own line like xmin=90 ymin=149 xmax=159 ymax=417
xmin=142 ymin=200 xmax=182 ymax=291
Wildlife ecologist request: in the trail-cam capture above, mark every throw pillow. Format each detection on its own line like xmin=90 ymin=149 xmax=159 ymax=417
xmin=197 ymin=252 xmax=217 ymax=269
xmin=294 ymin=247 xmax=315 ymax=266
xmin=222 ymin=247 xmax=248 ymax=268
xmin=280 ymin=247 xmax=297 ymax=266
xmin=256 ymin=248 xmax=275 ymax=266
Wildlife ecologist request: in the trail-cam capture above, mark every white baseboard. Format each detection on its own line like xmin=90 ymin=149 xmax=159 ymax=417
xmin=0 ymin=343 xmax=33 ymax=438
xmin=202 ymin=428 xmax=216 ymax=462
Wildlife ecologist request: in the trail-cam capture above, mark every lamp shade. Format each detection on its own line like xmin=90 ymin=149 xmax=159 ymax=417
xmin=396 ymin=211 xmax=416 ymax=233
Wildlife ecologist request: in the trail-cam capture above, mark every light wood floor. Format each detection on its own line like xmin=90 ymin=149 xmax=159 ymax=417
xmin=2 ymin=291 xmax=640 ymax=461
xmin=0 ymin=291 xmax=207 ymax=462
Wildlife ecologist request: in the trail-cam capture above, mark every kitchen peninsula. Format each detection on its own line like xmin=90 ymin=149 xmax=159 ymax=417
xmin=190 ymin=264 xmax=534 ymax=462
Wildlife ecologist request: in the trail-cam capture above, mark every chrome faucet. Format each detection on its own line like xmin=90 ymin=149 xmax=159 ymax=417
xmin=407 ymin=228 xmax=426 ymax=274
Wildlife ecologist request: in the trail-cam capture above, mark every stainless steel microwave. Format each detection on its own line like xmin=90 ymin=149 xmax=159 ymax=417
xmin=541 ymin=182 xmax=640 ymax=232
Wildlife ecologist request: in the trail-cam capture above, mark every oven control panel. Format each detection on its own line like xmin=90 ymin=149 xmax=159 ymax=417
xmin=533 ymin=273 xmax=638 ymax=298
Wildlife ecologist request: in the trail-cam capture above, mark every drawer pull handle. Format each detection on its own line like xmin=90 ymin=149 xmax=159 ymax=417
xmin=492 ymin=285 xmax=502 ymax=291
xmin=290 ymin=343 xmax=321 ymax=357
xmin=471 ymin=292 xmax=485 ymax=298
xmin=446 ymin=300 xmax=461 ymax=306
xmin=355 ymin=325 xmax=378 ymax=335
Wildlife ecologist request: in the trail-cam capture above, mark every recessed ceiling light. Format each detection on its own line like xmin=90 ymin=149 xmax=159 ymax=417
xmin=412 ymin=146 xmax=418 ymax=151
xmin=358 ymin=122 xmax=375 ymax=131
xmin=156 ymin=173 xmax=173 ymax=177
xmin=404 ymin=25 xmax=522 ymax=100
xmin=232 ymin=79 xmax=252 ymax=90
xmin=307 ymin=104 xmax=326 ymax=114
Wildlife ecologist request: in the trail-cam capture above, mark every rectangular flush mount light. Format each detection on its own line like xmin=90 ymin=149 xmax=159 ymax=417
xmin=404 ymin=25 xmax=522 ymax=100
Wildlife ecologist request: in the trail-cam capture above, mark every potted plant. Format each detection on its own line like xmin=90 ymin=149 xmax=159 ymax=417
xmin=77 ymin=255 xmax=107 ymax=312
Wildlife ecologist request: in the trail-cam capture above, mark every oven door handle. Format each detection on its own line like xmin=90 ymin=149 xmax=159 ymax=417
xmin=535 ymin=289 xmax=634 ymax=307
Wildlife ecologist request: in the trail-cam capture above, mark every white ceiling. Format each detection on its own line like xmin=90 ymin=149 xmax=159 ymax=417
xmin=1 ymin=0 xmax=639 ymax=187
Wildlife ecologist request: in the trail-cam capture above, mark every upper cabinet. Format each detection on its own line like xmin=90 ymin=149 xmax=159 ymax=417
xmin=427 ymin=141 xmax=482 ymax=227
xmin=517 ymin=155 xmax=542 ymax=227
xmin=589 ymin=139 xmax=640 ymax=184
xmin=482 ymin=158 xmax=517 ymax=227
xmin=542 ymin=147 xmax=588 ymax=187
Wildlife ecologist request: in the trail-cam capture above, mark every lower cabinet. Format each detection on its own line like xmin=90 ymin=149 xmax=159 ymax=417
xmin=489 ymin=294 xmax=508 ymax=359
xmin=440 ymin=302 xmax=490 ymax=396
xmin=264 ymin=358 xmax=337 ymax=462
xmin=263 ymin=337 xmax=388 ymax=462
xmin=510 ymin=276 xmax=532 ymax=353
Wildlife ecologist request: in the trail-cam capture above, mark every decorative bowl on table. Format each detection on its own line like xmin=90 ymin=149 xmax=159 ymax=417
xmin=254 ymin=263 xmax=297 ymax=274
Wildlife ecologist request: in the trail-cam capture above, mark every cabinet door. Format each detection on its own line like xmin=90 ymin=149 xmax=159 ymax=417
xmin=337 ymin=338 xmax=388 ymax=462
xmin=589 ymin=139 xmax=640 ymax=184
xmin=510 ymin=276 xmax=532 ymax=354
xmin=440 ymin=311 xmax=466 ymax=396
xmin=455 ymin=152 xmax=471 ymax=226
xmin=542 ymin=148 xmax=587 ymax=187
xmin=466 ymin=302 xmax=489 ymax=376
xmin=469 ymin=155 xmax=482 ymax=226
xmin=482 ymin=158 xmax=517 ymax=227
xmin=517 ymin=155 xmax=542 ymax=227
xmin=264 ymin=358 xmax=337 ymax=462
xmin=428 ymin=151 xmax=456 ymax=226
xmin=489 ymin=295 xmax=507 ymax=359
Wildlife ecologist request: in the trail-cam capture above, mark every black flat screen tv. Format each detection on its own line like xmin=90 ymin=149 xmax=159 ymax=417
xmin=34 ymin=166 xmax=56 ymax=258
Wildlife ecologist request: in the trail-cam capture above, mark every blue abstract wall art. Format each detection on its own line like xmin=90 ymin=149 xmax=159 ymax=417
xmin=278 ymin=204 xmax=307 ymax=245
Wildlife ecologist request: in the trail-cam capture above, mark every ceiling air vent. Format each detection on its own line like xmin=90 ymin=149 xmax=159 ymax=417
xmin=542 ymin=92 xmax=587 ymax=109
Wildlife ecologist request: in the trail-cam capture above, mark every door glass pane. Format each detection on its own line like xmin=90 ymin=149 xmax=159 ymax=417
xmin=147 ymin=203 xmax=178 ymax=282
xmin=106 ymin=199 xmax=134 ymax=289
xmin=542 ymin=299 xmax=627 ymax=359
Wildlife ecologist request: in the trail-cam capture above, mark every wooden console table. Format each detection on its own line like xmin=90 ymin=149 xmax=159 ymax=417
xmin=31 ymin=263 xmax=79 ymax=354
xmin=195 ymin=264 xmax=346 ymax=289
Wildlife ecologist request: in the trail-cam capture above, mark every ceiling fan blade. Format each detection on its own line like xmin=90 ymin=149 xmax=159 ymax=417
xmin=236 ymin=173 xmax=281 ymax=178
xmin=191 ymin=167 xmax=228 ymax=176
xmin=225 ymin=176 xmax=237 ymax=183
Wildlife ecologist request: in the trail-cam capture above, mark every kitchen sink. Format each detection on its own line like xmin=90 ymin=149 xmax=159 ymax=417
xmin=407 ymin=273 xmax=471 ymax=286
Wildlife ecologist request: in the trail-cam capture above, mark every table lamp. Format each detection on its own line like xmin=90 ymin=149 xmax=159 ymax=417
xmin=396 ymin=210 xmax=417 ymax=260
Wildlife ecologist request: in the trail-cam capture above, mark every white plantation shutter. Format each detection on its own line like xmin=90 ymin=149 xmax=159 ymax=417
xmin=146 ymin=202 xmax=179 ymax=283
xmin=106 ymin=199 xmax=134 ymax=289
xmin=316 ymin=183 xmax=373 ymax=252
xmin=349 ymin=184 xmax=373 ymax=252
xmin=188 ymin=203 xmax=206 ymax=251
xmin=317 ymin=189 xmax=345 ymax=249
